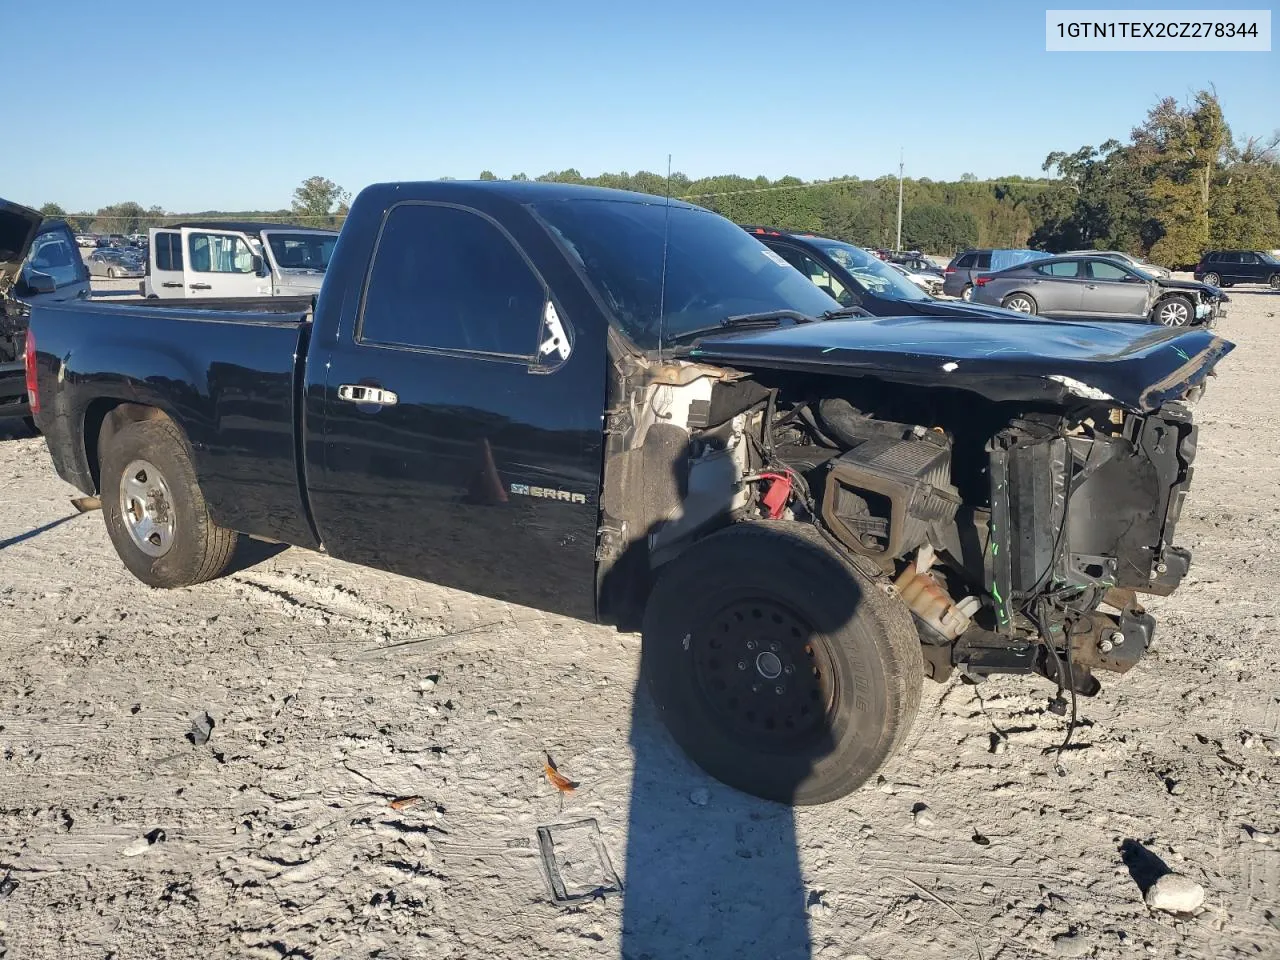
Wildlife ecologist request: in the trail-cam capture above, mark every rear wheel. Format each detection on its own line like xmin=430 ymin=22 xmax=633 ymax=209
xmin=1154 ymin=295 xmax=1193 ymax=327
xmin=1001 ymin=292 xmax=1037 ymax=314
xmin=107 ymin=267 xmax=118 ymax=279
xmin=960 ymin=284 xmax=973 ymax=301
xmin=1202 ymin=271 xmax=1220 ymax=287
xmin=642 ymin=523 xmax=923 ymax=805
xmin=99 ymin=416 xmax=239 ymax=588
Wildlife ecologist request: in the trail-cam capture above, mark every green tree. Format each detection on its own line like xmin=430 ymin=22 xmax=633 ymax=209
xmin=39 ymin=202 xmax=67 ymax=218
xmin=291 ymin=176 xmax=350 ymax=224
xmin=91 ymin=201 xmax=149 ymax=235
xmin=478 ymin=170 xmax=498 ymax=180
xmin=1131 ymin=92 xmax=1229 ymax=266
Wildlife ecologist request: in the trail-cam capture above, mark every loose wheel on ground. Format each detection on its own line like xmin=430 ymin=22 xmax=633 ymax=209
xmin=642 ymin=522 xmax=923 ymax=805
xmin=99 ymin=414 xmax=240 ymax=588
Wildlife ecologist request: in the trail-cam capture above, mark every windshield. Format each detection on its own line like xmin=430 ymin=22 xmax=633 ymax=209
xmin=266 ymin=232 xmax=337 ymax=271
xmin=1260 ymin=251 xmax=1280 ymax=264
xmin=812 ymin=240 xmax=930 ymax=302
xmin=531 ymin=199 xmax=840 ymax=349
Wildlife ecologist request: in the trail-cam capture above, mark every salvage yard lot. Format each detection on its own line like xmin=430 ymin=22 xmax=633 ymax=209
xmin=1 ymin=290 xmax=1278 ymax=960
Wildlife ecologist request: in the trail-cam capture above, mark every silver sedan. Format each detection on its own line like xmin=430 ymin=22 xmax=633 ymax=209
xmin=87 ymin=249 xmax=144 ymax=279
xmin=971 ymin=255 xmax=1224 ymax=326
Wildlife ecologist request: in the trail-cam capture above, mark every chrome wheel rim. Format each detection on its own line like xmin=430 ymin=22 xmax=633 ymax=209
xmin=1159 ymin=301 xmax=1190 ymax=326
xmin=961 ymin=285 xmax=973 ymax=301
xmin=1270 ymin=275 xmax=1279 ymax=290
xmin=119 ymin=459 xmax=176 ymax=557
xmin=1203 ymin=273 xmax=1219 ymax=286
xmin=1006 ymin=296 xmax=1034 ymax=313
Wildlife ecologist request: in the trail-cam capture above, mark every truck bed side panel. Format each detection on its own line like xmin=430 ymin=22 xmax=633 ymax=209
xmin=32 ymin=303 xmax=319 ymax=549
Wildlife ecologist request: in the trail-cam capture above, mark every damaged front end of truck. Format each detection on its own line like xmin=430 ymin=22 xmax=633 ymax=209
xmin=598 ymin=315 xmax=1233 ymax=703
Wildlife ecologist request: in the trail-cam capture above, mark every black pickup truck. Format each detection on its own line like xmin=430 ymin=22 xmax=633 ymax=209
xmin=21 ymin=181 xmax=1234 ymax=805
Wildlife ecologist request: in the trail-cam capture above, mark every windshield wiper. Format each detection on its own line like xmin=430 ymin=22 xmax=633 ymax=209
xmin=722 ymin=309 xmax=818 ymax=327
xmin=819 ymin=306 xmax=873 ymax=320
xmin=666 ymin=310 xmax=817 ymax=345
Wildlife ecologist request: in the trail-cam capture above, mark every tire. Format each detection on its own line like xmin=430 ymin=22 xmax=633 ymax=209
xmin=1201 ymin=272 xmax=1220 ymax=287
xmin=1269 ymin=273 xmax=1280 ymax=290
xmin=642 ymin=522 xmax=923 ymax=805
xmin=107 ymin=267 xmax=117 ymax=279
xmin=1001 ymin=292 xmax=1038 ymax=314
xmin=1154 ymin=294 xmax=1193 ymax=327
xmin=960 ymin=284 xmax=973 ymax=301
xmin=99 ymin=416 xmax=239 ymax=588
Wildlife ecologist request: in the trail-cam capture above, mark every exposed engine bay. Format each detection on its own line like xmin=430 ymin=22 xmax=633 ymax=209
xmin=598 ymin=351 xmax=1202 ymax=701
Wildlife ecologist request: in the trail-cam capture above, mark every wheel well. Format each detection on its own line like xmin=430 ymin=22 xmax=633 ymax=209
xmin=84 ymin=401 xmax=172 ymax=493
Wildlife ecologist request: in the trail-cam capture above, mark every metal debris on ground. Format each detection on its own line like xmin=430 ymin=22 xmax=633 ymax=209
xmin=536 ymin=819 xmax=622 ymax=903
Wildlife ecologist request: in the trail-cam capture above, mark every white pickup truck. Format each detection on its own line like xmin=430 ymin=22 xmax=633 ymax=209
xmin=141 ymin=221 xmax=338 ymax=299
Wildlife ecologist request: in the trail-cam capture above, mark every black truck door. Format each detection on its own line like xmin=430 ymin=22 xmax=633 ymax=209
xmin=307 ymin=201 xmax=605 ymax=621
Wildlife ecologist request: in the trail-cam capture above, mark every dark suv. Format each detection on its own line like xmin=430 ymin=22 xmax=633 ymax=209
xmin=1195 ymin=250 xmax=1280 ymax=289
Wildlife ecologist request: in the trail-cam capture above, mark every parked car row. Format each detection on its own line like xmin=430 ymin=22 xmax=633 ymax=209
xmin=75 ymin=232 xmax=148 ymax=250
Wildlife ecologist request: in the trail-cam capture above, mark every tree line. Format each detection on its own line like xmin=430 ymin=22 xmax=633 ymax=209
xmin=40 ymin=91 xmax=1277 ymax=267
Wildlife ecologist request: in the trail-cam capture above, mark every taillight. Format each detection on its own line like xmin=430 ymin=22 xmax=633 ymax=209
xmin=975 ymin=276 xmax=991 ymax=286
xmin=944 ymin=266 xmax=956 ymax=274
xmin=23 ymin=330 xmax=39 ymax=417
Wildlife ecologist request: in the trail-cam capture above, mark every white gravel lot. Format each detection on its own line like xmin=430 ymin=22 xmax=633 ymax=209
xmin=0 ymin=284 xmax=1277 ymax=960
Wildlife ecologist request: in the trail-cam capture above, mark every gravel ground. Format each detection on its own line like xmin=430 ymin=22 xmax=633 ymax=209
xmin=1 ymin=286 xmax=1278 ymax=960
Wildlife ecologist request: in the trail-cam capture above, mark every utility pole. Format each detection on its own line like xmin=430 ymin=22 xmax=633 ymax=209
xmin=895 ymin=148 xmax=904 ymax=253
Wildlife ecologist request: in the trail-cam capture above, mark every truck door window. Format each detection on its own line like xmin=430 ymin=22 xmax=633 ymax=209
xmin=358 ymin=203 xmax=543 ymax=359
xmin=188 ymin=233 xmax=254 ymax=273
xmin=155 ymin=233 xmax=183 ymax=271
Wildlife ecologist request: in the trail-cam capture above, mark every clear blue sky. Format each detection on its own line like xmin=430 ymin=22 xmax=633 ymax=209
xmin=11 ymin=0 xmax=1276 ymax=212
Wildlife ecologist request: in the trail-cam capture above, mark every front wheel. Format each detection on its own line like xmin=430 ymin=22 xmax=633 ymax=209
xmin=99 ymin=416 xmax=240 ymax=588
xmin=642 ymin=523 xmax=923 ymax=805
xmin=1269 ymin=273 xmax=1280 ymax=290
xmin=1202 ymin=272 xmax=1220 ymax=287
xmin=1001 ymin=292 xmax=1038 ymax=314
xmin=1154 ymin=295 xmax=1193 ymax=326
xmin=107 ymin=267 xmax=117 ymax=279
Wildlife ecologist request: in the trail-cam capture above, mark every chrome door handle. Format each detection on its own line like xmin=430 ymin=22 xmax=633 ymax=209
xmin=162 ymin=282 xmax=183 ymax=288
xmin=338 ymin=384 xmax=398 ymax=406
xmin=189 ymin=283 xmax=212 ymax=290
xmin=1085 ymin=284 xmax=1097 ymax=289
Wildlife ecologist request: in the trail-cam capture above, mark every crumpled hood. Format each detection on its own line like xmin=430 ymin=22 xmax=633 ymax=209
xmin=0 ymin=198 xmax=42 ymax=292
xmin=1157 ymin=276 xmax=1228 ymax=300
xmin=688 ymin=315 xmax=1235 ymax=412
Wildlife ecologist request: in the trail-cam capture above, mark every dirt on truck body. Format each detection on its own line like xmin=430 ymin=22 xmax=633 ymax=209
xmin=14 ymin=182 xmax=1234 ymax=805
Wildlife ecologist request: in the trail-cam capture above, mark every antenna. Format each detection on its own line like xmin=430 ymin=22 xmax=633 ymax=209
xmin=896 ymin=147 xmax=904 ymax=253
xmin=657 ymin=153 xmax=672 ymax=362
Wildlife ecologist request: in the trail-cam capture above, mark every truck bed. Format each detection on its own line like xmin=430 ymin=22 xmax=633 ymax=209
xmin=31 ymin=299 xmax=320 ymax=549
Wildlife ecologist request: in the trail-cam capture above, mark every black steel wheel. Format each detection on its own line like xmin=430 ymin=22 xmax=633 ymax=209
xmin=642 ymin=522 xmax=923 ymax=805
